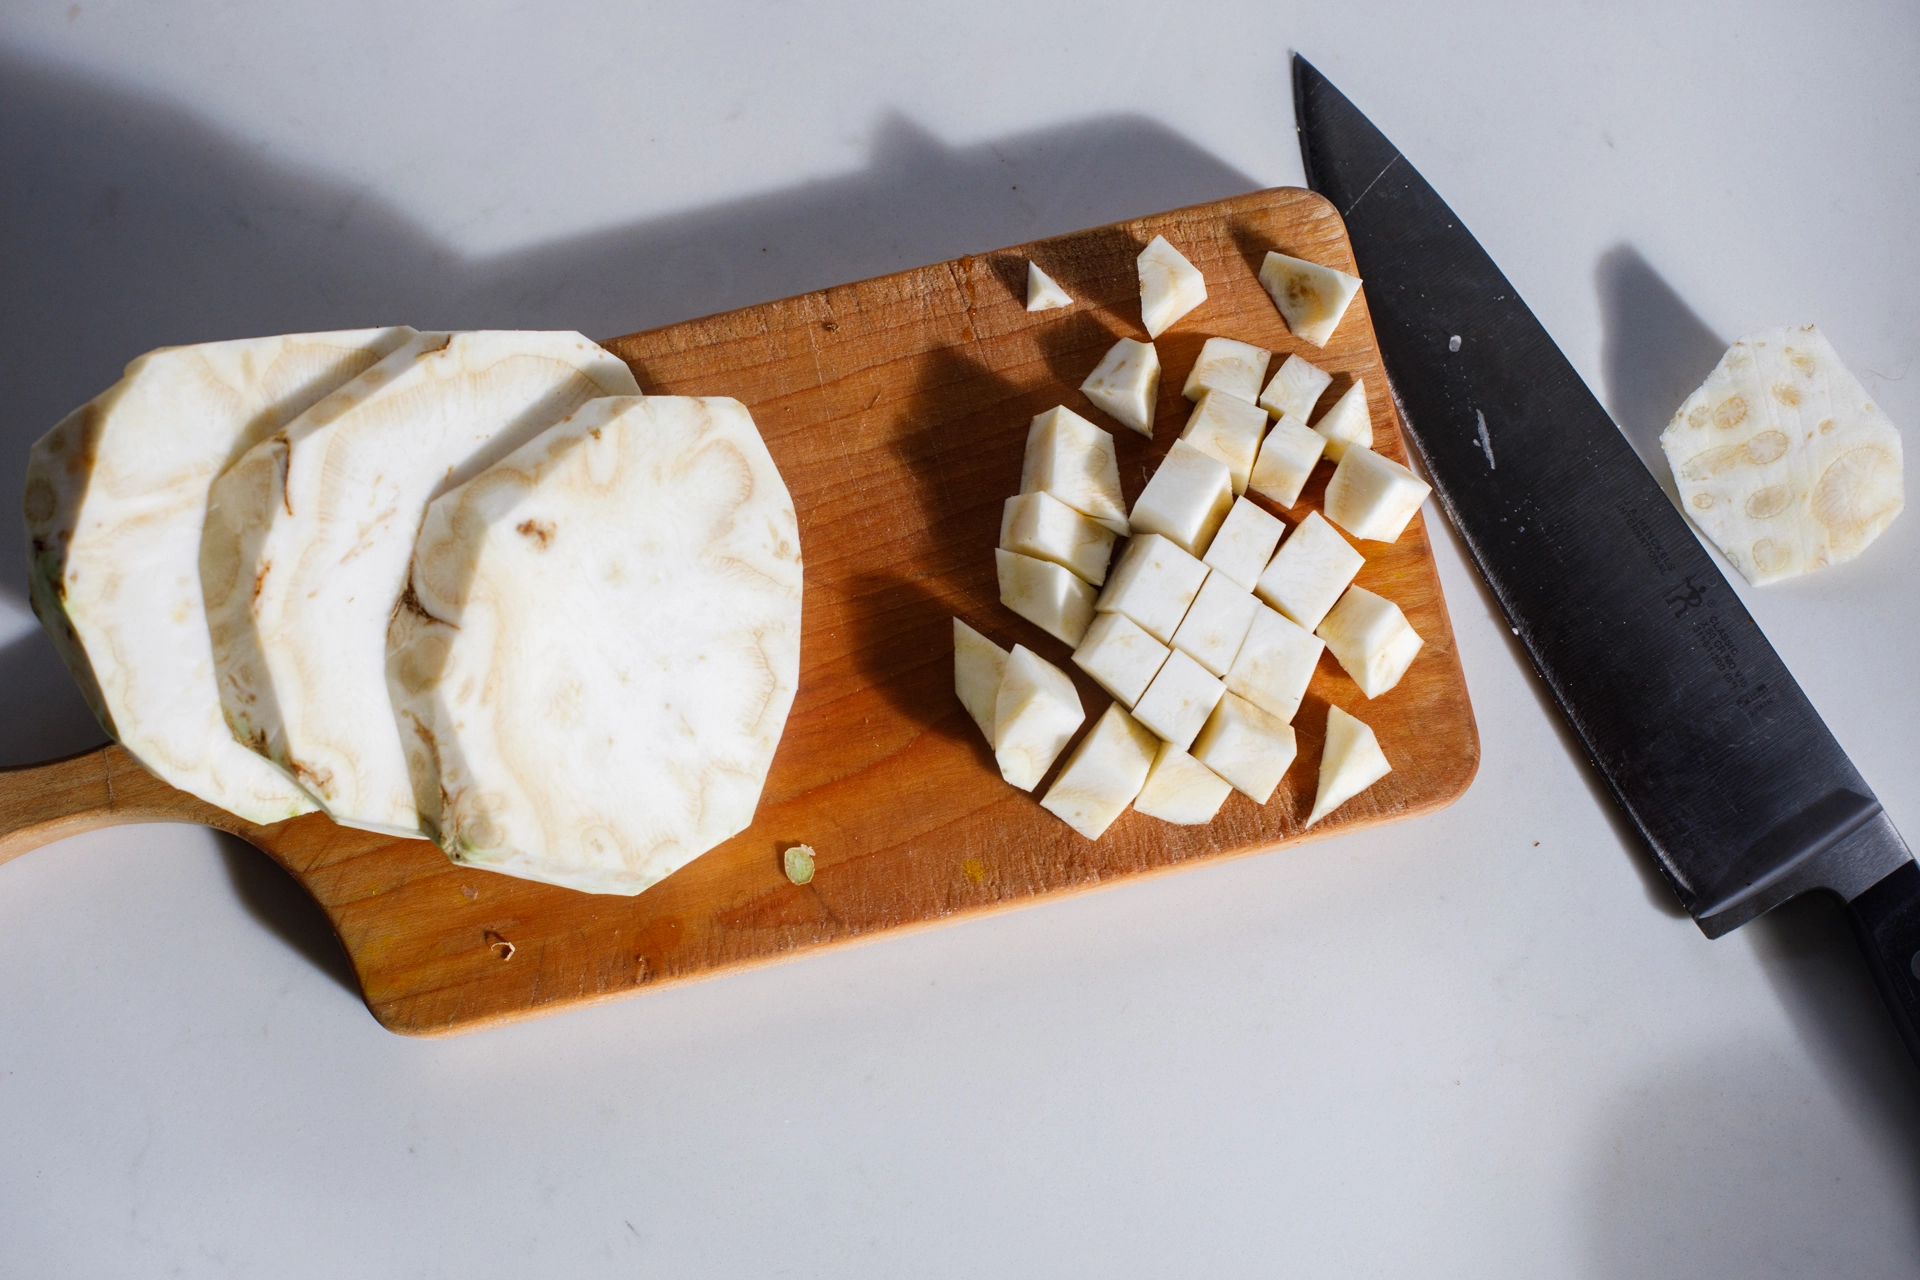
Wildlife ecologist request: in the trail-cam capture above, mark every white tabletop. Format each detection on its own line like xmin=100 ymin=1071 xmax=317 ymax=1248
xmin=4 ymin=2 xmax=1918 ymax=1275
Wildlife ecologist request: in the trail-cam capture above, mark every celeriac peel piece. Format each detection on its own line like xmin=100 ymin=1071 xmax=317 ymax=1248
xmin=1182 ymin=337 xmax=1271 ymax=403
xmin=1308 ymin=705 xmax=1391 ymax=826
xmin=1072 ymin=611 xmax=1170 ymax=707
xmin=1659 ymin=325 xmax=1904 ymax=584
xmin=1000 ymin=491 xmax=1117 ymax=585
xmin=1095 ymin=533 xmax=1208 ymax=644
xmin=1179 ymin=391 xmax=1269 ymax=495
xmin=206 ymin=330 xmax=639 ymax=837
xmin=1129 ymin=439 xmax=1234 ymax=556
xmin=23 ymin=329 xmax=413 ymax=823
xmin=954 ymin=618 xmax=1009 ymax=744
xmin=1225 ymin=604 xmax=1324 ymax=724
xmin=1247 ymin=413 xmax=1328 ymax=509
xmin=1192 ymin=692 xmax=1297 ymax=803
xmin=1202 ymin=497 xmax=1286 ymax=590
xmin=1081 ymin=338 xmax=1160 ymax=437
xmin=1324 ymin=444 xmax=1431 ymax=543
xmin=1026 ymin=261 xmax=1073 ymax=312
xmin=1040 ymin=704 xmax=1158 ymax=840
xmin=993 ymin=645 xmax=1085 ymax=791
xmin=1137 ymin=235 xmax=1207 ymax=338
xmin=1316 ymin=586 xmax=1423 ymax=698
xmin=1171 ymin=571 xmax=1258 ymax=678
xmin=1021 ymin=406 xmax=1128 ymax=535
xmin=1310 ymin=379 xmax=1372 ymax=462
xmin=1259 ymin=251 xmax=1362 ymax=348
xmin=1133 ymin=741 xmax=1233 ymax=824
xmin=1255 ymin=511 xmax=1364 ymax=632
xmin=1131 ymin=647 xmax=1225 ymax=751
xmin=1259 ymin=354 xmax=1333 ymax=421
xmin=996 ymin=549 xmax=1096 ymax=646
xmin=386 ymin=395 xmax=802 ymax=895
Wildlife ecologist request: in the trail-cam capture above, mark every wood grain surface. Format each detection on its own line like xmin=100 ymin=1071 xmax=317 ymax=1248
xmin=0 ymin=188 xmax=1477 ymax=1035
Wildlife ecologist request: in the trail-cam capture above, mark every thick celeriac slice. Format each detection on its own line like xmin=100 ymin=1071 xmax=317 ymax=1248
xmin=1307 ymin=705 xmax=1391 ymax=826
xmin=1132 ymin=648 xmax=1225 ymax=751
xmin=23 ymin=328 xmax=414 ymax=823
xmin=1259 ymin=354 xmax=1333 ymax=421
xmin=1001 ymin=491 xmax=1116 ymax=585
xmin=1310 ymin=380 xmax=1371 ymax=462
xmin=1021 ymin=406 xmax=1128 ymax=535
xmin=1192 ymin=692 xmax=1297 ymax=803
xmin=206 ymin=331 xmax=639 ymax=836
xmin=1183 ymin=337 xmax=1271 ymax=403
xmin=1203 ymin=497 xmax=1286 ymax=590
xmin=1027 ymin=261 xmax=1073 ymax=312
xmin=1324 ymin=444 xmax=1431 ymax=543
xmin=1130 ymin=439 xmax=1234 ymax=556
xmin=1133 ymin=741 xmax=1233 ymax=824
xmin=385 ymin=395 xmax=802 ymax=895
xmin=1072 ymin=611 xmax=1170 ymax=707
xmin=1095 ymin=533 xmax=1208 ymax=644
xmin=1225 ymin=604 xmax=1324 ymax=724
xmin=1179 ymin=391 xmax=1269 ymax=495
xmin=997 ymin=549 xmax=1096 ymax=646
xmin=1658 ymin=325 xmax=1905 ymax=584
xmin=993 ymin=645 xmax=1085 ymax=791
xmin=1171 ymin=571 xmax=1258 ymax=678
xmin=1081 ymin=338 xmax=1160 ymax=437
xmin=1317 ymin=587 xmax=1423 ymax=698
xmin=1255 ymin=511 xmax=1364 ymax=631
xmin=1259 ymin=251 xmax=1362 ymax=348
xmin=1248 ymin=413 xmax=1328 ymax=509
xmin=1137 ymin=235 xmax=1207 ymax=338
xmin=1040 ymin=704 xmax=1158 ymax=839
xmin=954 ymin=618 xmax=1009 ymax=744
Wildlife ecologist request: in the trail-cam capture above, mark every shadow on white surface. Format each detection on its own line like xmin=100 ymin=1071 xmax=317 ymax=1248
xmin=212 ymin=834 xmax=359 ymax=996
xmin=0 ymin=46 xmax=1257 ymax=768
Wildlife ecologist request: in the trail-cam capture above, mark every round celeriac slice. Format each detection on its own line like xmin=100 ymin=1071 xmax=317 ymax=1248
xmin=388 ymin=395 xmax=804 ymax=896
xmin=23 ymin=329 xmax=414 ymax=822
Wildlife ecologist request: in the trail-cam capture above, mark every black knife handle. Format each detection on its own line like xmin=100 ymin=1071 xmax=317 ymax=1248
xmin=1843 ymin=859 xmax=1920 ymax=1069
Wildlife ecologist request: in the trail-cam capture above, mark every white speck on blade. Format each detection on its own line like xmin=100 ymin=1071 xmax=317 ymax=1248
xmin=1448 ymin=335 xmax=1462 ymax=352
xmin=1476 ymin=410 xmax=1496 ymax=470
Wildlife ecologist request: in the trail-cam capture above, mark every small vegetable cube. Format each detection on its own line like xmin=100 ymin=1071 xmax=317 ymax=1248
xmin=1323 ymin=444 xmax=1431 ymax=543
xmin=1040 ymin=703 xmax=1159 ymax=839
xmin=1259 ymin=251 xmax=1362 ymax=348
xmin=1311 ymin=380 xmax=1371 ymax=462
xmin=1307 ymin=705 xmax=1391 ymax=825
xmin=1247 ymin=413 xmax=1327 ymax=509
xmin=1095 ymin=533 xmax=1209 ymax=644
xmin=1192 ymin=692 xmax=1298 ymax=803
xmin=996 ymin=548 xmax=1096 ymax=646
xmin=1081 ymin=338 xmax=1160 ymax=437
xmin=1179 ymin=391 xmax=1269 ymax=495
xmin=1131 ymin=648 xmax=1225 ymax=750
xmin=1130 ymin=439 xmax=1233 ymax=557
xmin=1021 ymin=406 xmax=1128 ymax=535
xmin=1225 ymin=604 xmax=1323 ymax=724
xmin=1203 ymin=497 xmax=1286 ymax=590
xmin=1133 ymin=741 xmax=1233 ymax=824
xmin=1027 ymin=261 xmax=1073 ymax=312
xmin=1072 ymin=611 xmax=1170 ymax=707
xmin=1259 ymin=353 xmax=1333 ymax=421
xmin=1001 ymin=491 xmax=1117 ymax=585
xmin=1255 ymin=511 xmax=1363 ymax=632
xmin=1171 ymin=571 xmax=1258 ymax=678
xmin=1182 ymin=337 xmax=1271 ymax=403
xmin=993 ymin=645 xmax=1085 ymax=791
xmin=1137 ymin=235 xmax=1207 ymax=338
xmin=1316 ymin=586 xmax=1423 ymax=698
xmin=953 ymin=618 xmax=1008 ymax=743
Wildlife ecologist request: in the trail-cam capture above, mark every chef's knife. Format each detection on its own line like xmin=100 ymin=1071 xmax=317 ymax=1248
xmin=1290 ymin=55 xmax=1920 ymax=1065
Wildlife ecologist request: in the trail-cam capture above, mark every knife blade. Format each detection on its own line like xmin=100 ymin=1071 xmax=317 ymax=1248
xmin=1290 ymin=55 xmax=1920 ymax=1064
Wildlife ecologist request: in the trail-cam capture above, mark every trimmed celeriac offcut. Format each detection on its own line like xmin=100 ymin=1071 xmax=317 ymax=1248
xmin=1317 ymin=587 xmax=1423 ymax=698
xmin=1137 ymin=235 xmax=1207 ymax=338
xmin=1202 ymin=497 xmax=1286 ymax=590
xmin=996 ymin=549 xmax=1096 ymax=646
xmin=1259 ymin=251 xmax=1362 ymax=348
xmin=954 ymin=619 xmax=1009 ymax=744
xmin=206 ymin=331 xmax=639 ymax=837
xmin=1133 ymin=741 xmax=1233 ymax=824
xmin=1081 ymin=338 xmax=1160 ymax=437
xmin=1183 ymin=337 xmax=1271 ymax=403
xmin=1021 ymin=406 xmax=1128 ymax=535
xmin=1040 ymin=704 xmax=1158 ymax=839
xmin=1256 ymin=511 xmax=1364 ymax=632
xmin=1129 ymin=439 xmax=1234 ymax=556
xmin=386 ymin=395 xmax=802 ymax=895
xmin=1192 ymin=693 xmax=1297 ymax=803
xmin=1248 ymin=413 xmax=1328 ymax=509
xmin=1073 ymin=611 xmax=1170 ymax=707
xmin=23 ymin=328 xmax=415 ymax=824
xmin=1308 ymin=705 xmax=1391 ymax=826
xmin=1000 ymin=491 xmax=1116 ymax=585
xmin=1180 ymin=391 xmax=1269 ymax=495
xmin=992 ymin=645 xmax=1085 ymax=791
xmin=1096 ymin=533 xmax=1208 ymax=645
xmin=1026 ymin=261 xmax=1073 ymax=312
xmin=1259 ymin=354 xmax=1333 ymax=421
xmin=1310 ymin=379 xmax=1371 ymax=462
xmin=1659 ymin=325 xmax=1904 ymax=585
xmin=1324 ymin=444 xmax=1431 ymax=543
xmin=1132 ymin=647 xmax=1225 ymax=751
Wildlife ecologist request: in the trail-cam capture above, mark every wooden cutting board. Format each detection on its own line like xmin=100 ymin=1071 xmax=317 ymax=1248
xmin=0 ymin=187 xmax=1477 ymax=1036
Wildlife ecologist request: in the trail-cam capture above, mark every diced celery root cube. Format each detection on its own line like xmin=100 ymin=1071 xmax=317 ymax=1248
xmin=1259 ymin=353 xmax=1334 ymax=421
xmin=1001 ymin=491 xmax=1117 ymax=585
xmin=1081 ymin=338 xmax=1161 ymax=437
xmin=1072 ymin=611 xmax=1170 ymax=707
xmin=997 ymin=549 xmax=1096 ymax=646
xmin=1040 ymin=704 xmax=1159 ymax=839
xmin=1131 ymin=648 xmax=1226 ymax=750
xmin=1225 ymin=604 xmax=1324 ymax=724
xmin=994 ymin=645 xmax=1085 ymax=791
xmin=1259 ymin=251 xmax=1362 ymax=348
xmin=1247 ymin=413 xmax=1327 ymax=509
xmin=1307 ymin=705 xmax=1391 ymax=825
xmin=1027 ymin=261 xmax=1073 ymax=312
xmin=1317 ymin=586 xmax=1423 ymax=698
xmin=1021 ymin=406 xmax=1128 ymax=536
xmin=1324 ymin=445 xmax=1431 ymax=543
xmin=1096 ymin=533 xmax=1209 ymax=644
xmin=1203 ymin=497 xmax=1286 ymax=590
xmin=1183 ymin=337 xmax=1271 ymax=403
xmin=1133 ymin=741 xmax=1234 ymax=824
xmin=1171 ymin=571 xmax=1259 ymax=678
xmin=1130 ymin=439 xmax=1234 ymax=557
xmin=1255 ymin=511 xmax=1364 ymax=632
xmin=1137 ymin=235 xmax=1207 ymax=339
xmin=1179 ymin=391 xmax=1269 ymax=495
xmin=1311 ymin=380 xmax=1371 ymax=462
xmin=1192 ymin=693 xmax=1298 ymax=803
xmin=953 ymin=618 xmax=1008 ymax=743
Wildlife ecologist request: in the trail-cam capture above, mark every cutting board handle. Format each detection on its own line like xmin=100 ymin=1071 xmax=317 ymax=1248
xmin=0 ymin=744 xmax=239 ymax=866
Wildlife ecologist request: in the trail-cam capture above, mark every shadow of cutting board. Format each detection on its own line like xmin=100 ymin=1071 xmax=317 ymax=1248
xmin=0 ymin=187 xmax=1478 ymax=1035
